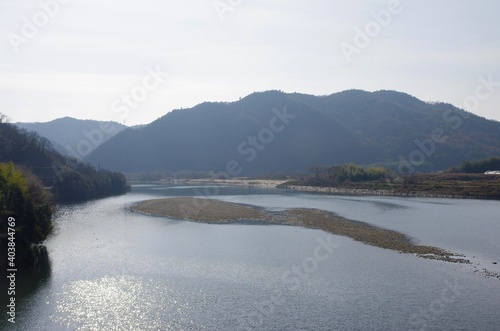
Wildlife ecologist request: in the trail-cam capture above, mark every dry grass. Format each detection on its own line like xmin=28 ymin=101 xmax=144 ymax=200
xmin=131 ymin=197 xmax=469 ymax=263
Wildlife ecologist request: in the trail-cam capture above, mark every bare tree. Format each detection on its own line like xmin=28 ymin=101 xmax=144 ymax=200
xmin=308 ymin=165 xmax=328 ymax=177
xmin=0 ymin=113 xmax=10 ymax=123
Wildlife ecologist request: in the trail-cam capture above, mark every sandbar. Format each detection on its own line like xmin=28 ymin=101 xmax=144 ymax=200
xmin=131 ymin=197 xmax=469 ymax=263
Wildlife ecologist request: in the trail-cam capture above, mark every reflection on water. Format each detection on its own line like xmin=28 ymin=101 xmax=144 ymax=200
xmin=331 ymin=197 xmax=410 ymax=211
xmin=52 ymin=276 xmax=198 ymax=331
xmin=2 ymin=184 xmax=500 ymax=331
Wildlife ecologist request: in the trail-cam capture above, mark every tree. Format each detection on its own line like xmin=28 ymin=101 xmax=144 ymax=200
xmin=308 ymin=165 xmax=328 ymax=177
xmin=0 ymin=162 xmax=54 ymax=270
xmin=0 ymin=112 xmax=10 ymax=123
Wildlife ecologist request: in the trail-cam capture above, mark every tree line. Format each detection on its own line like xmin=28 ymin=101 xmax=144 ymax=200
xmin=447 ymin=157 xmax=500 ymax=174
xmin=0 ymin=118 xmax=130 ymax=270
xmin=306 ymin=163 xmax=395 ymax=186
xmin=0 ymin=120 xmax=129 ymax=203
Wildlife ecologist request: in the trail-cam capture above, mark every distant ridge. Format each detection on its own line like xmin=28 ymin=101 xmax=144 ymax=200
xmin=16 ymin=117 xmax=127 ymax=159
xmin=84 ymin=89 xmax=500 ymax=175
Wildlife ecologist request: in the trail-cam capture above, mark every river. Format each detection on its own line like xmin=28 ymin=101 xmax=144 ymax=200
xmin=2 ymin=184 xmax=500 ymax=330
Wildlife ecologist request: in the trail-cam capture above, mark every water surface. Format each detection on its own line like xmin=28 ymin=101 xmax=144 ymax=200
xmin=2 ymin=184 xmax=499 ymax=330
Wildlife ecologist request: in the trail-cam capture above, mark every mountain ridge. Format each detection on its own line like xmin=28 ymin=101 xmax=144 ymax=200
xmin=84 ymin=89 xmax=500 ymax=175
xmin=16 ymin=117 xmax=127 ymax=159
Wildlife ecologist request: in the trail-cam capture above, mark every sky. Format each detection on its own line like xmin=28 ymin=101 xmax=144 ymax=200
xmin=1 ymin=0 xmax=499 ymax=126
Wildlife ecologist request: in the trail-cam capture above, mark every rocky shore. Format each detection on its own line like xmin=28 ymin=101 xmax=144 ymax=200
xmin=159 ymin=178 xmax=475 ymax=199
xmin=278 ymin=184 xmax=470 ymax=199
xmin=161 ymin=178 xmax=288 ymax=189
xmin=131 ymin=197 xmax=469 ymax=264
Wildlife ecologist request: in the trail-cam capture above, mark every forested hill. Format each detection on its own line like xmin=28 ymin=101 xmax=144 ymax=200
xmin=16 ymin=117 xmax=126 ymax=158
xmin=85 ymin=90 xmax=500 ymax=175
xmin=0 ymin=121 xmax=129 ymax=203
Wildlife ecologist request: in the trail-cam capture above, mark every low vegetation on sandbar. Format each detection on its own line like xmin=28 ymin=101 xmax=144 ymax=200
xmin=132 ymin=197 xmax=468 ymax=264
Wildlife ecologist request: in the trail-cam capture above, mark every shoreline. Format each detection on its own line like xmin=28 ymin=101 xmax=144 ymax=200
xmin=157 ymin=178 xmax=488 ymax=199
xmin=160 ymin=178 xmax=288 ymax=189
xmin=278 ymin=184 xmax=470 ymax=199
xmin=131 ymin=197 xmax=470 ymax=264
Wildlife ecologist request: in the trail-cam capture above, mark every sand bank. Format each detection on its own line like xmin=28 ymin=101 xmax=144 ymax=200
xmin=132 ymin=197 xmax=469 ymax=264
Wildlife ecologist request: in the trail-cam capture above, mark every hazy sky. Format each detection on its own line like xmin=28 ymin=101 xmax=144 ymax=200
xmin=1 ymin=0 xmax=499 ymax=125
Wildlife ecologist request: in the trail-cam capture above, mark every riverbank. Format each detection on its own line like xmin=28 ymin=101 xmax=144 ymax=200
xmin=278 ymin=184 xmax=469 ymax=199
xmin=161 ymin=178 xmax=288 ymax=189
xmin=159 ymin=176 xmax=500 ymax=200
xmin=131 ymin=197 xmax=469 ymax=264
xmin=280 ymin=173 xmax=500 ymax=200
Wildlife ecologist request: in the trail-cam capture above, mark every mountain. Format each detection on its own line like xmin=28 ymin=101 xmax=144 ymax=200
xmin=84 ymin=90 xmax=500 ymax=175
xmin=0 ymin=121 xmax=129 ymax=202
xmin=16 ymin=117 xmax=126 ymax=159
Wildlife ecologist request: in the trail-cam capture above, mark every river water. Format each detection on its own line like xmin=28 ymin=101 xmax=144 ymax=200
xmin=2 ymin=184 xmax=500 ymax=330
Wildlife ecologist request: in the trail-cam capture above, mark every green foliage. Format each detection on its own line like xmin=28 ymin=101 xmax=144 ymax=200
xmin=0 ymin=162 xmax=28 ymax=216
xmin=307 ymin=163 xmax=395 ymax=186
xmin=448 ymin=156 xmax=500 ymax=173
xmin=0 ymin=162 xmax=54 ymax=269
